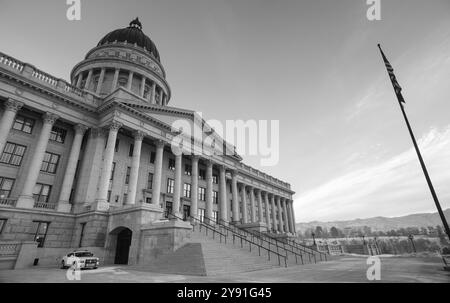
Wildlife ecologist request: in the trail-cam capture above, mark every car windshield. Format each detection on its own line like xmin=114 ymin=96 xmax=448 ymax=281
xmin=74 ymin=252 xmax=93 ymax=257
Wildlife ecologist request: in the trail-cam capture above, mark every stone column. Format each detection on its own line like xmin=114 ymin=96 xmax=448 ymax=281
xmin=271 ymin=195 xmax=277 ymax=232
xmin=190 ymin=156 xmax=199 ymax=219
xmin=159 ymin=90 xmax=164 ymax=104
xmin=151 ymin=140 xmax=165 ymax=206
xmin=127 ymin=71 xmax=134 ymax=90
xmin=256 ymin=189 xmax=264 ymax=223
xmin=95 ymin=68 xmax=105 ymax=95
xmin=289 ymin=200 xmax=297 ymax=234
xmin=126 ymin=131 xmax=144 ymax=205
xmin=57 ymin=124 xmax=88 ymax=212
xmin=151 ymin=82 xmax=156 ymax=104
xmin=112 ymin=69 xmax=119 ymax=91
xmin=84 ymin=69 xmax=93 ymax=90
xmin=205 ymin=160 xmax=213 ymax=223
xmin=16 ymin=112 xmax=59 ymax=208
xmin=249 ymin=187 xmax=256 ymax=222
xmin=241 ymin=184 xmax=248 ymax=224
xmin=76 ymin=73 xmax=83 ymax=87
xmin=172 ymin=151 xmax=183 ymax=218
xmin=219 ymin=165 xmax=228 ymax=223
xmin=286 ymin=200 xmax=295 ymax=234
xmin=282 ymin=198 xmax=289 ymax=233
xmin=264 ymin=192 xmax=271 ymax=227
xmin=231 ymin=170 xmax=239 ymax=224
xmin=140 ymin=77 xmax=146 ymax=98
xmin=277 ymin=196 xmax=284 ymax=232
xmin=0 ymin=99 xmax=23 ymax=154
xmin=95 ymin=121 xmax=122 ymax=209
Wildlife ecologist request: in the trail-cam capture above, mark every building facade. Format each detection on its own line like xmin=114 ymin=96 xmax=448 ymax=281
xmin=0 ymin=19 xmax=295 ymax=268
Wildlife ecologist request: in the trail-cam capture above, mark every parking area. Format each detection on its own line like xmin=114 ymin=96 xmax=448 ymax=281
xmin=0 ymin=255 xmax=449 ymax=283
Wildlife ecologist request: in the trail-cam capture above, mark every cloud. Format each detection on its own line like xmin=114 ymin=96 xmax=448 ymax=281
xmin=294 ymin=125 xmax=450 ymax=222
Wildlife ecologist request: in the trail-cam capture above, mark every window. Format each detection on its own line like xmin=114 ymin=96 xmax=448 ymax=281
xmin=184 ymin=164 xmax=192 ymax=176
xmin=125 ymin=166 xmax=131 ymax=184
xmin=107 ymin=190 xmax=112 ymax=202
xmin=165 ymin=201 xmax=173 ymax=218
xmin=198 ymin=187 xmax=206 ymax=201
xmin=129 ymin=144 xmax=134 ymax=157
xmin=149 ymin=152 xmax=156 ymax=164
xmin=33 ymin=183 xmax=51 ymax=203
xmin=0 ymin=142 xmax=26 ymax=166
xmin=213 ymin=190 xmax=219 ymax=204
xmin=147 ymin=173 xmax=153 ymax=189
xmin=32 ymin=221 xmax=50 ymax=248
xmin=212 ymin=174 xmax=218 ymax=184
xmin=143 ymin=83 xmax=151 ymax=99
xmin=167 ymin=178 xmax=175 ymax=194
xmin=198 ymin=208 xmax=205 ymax=223
xmin=183 ymin=183 xmax=191 ymax=198
xmin=0 ymin=218 xmax=7 ymax=233
xmin=213 ymin=211 xmax=219 ymax=223
xmin=199 ymin=169 xmax=205 ymax=180
xmin=12 ymin=115 xmax=34 ymax=134
xmin=40 ymin=152 xmax=60 ymax=174
xmin=49 ymin=126 xmax=67 ymax=143
xmin=110 ymin=162 xmax=116 ymax=180
xmin=0 ymin=177 xmax=15 ymax=199
xmin=118 ymin=76 xmax=128 ymax=87
xmin=79 ymin=223 xmax=86 ymax=247
xmin=168 ymin=158 xmax=175 ymax=170
xmin=183 ymin=205 xmax=190 ymax=221
xmin=123 ymin=193 xmax=128 ymax=204
xmin=114 ymin=139 xmax=120 ymax=152
xmin=145 ymin=197 xmax=152 ymax=204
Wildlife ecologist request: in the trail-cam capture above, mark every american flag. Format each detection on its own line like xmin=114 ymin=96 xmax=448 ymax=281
xmin=378 ymin=44 xmax=405 ymax=103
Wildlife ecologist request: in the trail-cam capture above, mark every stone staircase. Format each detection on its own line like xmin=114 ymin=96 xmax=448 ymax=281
xmin=189 ymin=225 xmax=281 ymax=275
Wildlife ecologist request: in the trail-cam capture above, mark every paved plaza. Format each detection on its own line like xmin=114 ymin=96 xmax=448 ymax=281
xmin=1 ymin=255 xmax=448 ymax=283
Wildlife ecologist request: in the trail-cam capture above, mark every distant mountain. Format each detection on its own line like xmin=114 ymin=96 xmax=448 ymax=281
xmin=295 ymin=209 xmax=450 ymax=233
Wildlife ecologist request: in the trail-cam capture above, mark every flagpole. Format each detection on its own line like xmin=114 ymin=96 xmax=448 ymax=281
xmin=377 ymin=44 xmax=450 ymax=241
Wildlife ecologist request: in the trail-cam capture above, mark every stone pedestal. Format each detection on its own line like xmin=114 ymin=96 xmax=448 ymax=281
xmin=137 ymin=219 xmax=193 ymax=265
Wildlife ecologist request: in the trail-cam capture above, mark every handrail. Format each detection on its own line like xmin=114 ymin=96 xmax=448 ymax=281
xmin=203 ymin=216 xmax=288 ymax=267
xmin=181 ymin=213 xmax=228 ymax=244
xmin=220 ymin=219 xmax=322 ymax=263
xmin=286 ymin=238 xmax=328 ymax=261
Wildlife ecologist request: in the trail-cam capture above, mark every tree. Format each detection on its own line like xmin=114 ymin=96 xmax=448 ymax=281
xmin=315 ymin=226 xmax=323 ymax=238
xmin=330 ymin=226 xmax=339 ymax=238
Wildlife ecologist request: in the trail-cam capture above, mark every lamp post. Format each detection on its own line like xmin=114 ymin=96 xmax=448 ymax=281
xmin=361 ymin=235 xmax=366 ymax=245
xmin=311 ymin=232 xmax=316 ymax=246
xmin=408 ymin=234 xmax=416 ymax=253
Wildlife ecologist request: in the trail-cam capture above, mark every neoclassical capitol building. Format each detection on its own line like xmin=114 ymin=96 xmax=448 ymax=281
xmin=0 ymin=19 xmax=303 ymax=272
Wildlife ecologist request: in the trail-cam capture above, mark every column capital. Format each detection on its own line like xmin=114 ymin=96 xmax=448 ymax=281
xmin=74 ymin=124 xmax=89 ymax=135
xmin=43 ymin=112 xmax=59 ymax=125
xmin=133 ymin=130 xmax=145 ymax=141
xmin=5 ymin=99 xmax=24 ymax=112
xmin=90 ymin=127 xmax=107 ymax=139
xmin=109 ymin=120 xmax=122 ymax=131
xmin=155 ymin=139 xmax=166 ymax=148
xmin=191 ymin=154 xmax=200 ymax=162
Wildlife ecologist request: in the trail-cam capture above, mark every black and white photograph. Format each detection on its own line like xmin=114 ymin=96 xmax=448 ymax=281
xmin=0 ymin=0 xmax=449 ymax=290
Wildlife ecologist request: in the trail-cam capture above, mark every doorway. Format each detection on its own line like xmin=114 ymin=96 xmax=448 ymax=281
xmin=114 ymin=228 xmax=132 ymax=264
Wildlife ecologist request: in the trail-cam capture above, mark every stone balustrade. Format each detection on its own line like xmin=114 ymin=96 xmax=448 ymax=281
xmin=0 ymin=242 xmax=21 ymax=257
xmin=0 ymin=51 xmax=101 ymax=108
xmin=33 ymin=201 xmax=58 ymax=210
xmin=0 ymin=198 xmax=17 ymax=207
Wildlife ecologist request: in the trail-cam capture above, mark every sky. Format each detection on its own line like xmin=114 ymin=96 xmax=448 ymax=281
xmin=1 ymin=0 xmax=449 ymax=222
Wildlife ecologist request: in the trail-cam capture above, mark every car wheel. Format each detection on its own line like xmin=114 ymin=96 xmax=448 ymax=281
xmin=61 ymin=261 xmax=66 ymax=269
xmin=93 ymin=267 xmax=98 ymax=270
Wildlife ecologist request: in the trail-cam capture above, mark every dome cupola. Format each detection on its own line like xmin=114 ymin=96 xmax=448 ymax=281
xmin=70 ymin=18 xmax=171 ymax=106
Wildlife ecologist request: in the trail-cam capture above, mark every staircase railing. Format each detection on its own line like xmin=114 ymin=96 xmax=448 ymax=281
xmin=285 ymin=238 xmax=328 ymax=262
xmin=211 ymin=217 xmax=307 ymax=265
xmin=168 ymin=212 xmax=228 ymax=244
xmin=201 ymin=215 xmax=288 ymax=267
xmin=219 ymin=219 xmax=326 ymax=263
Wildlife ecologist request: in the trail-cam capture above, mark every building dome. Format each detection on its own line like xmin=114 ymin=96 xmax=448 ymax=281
xmin=97 ymin=18 xmax=160 ymax=62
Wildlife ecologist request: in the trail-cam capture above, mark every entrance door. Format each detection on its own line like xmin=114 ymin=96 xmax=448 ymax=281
xmin=114 ymin=228 xmax=132 ymax=264
xmin=183 ymin=205 xmax=191 ymax=221
xmin=165 ymin=201 xmax=173 ymax=218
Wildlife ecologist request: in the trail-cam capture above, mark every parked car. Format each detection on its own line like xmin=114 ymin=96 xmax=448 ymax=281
xmin=61 ymin=250 xmax=99 ymax=269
